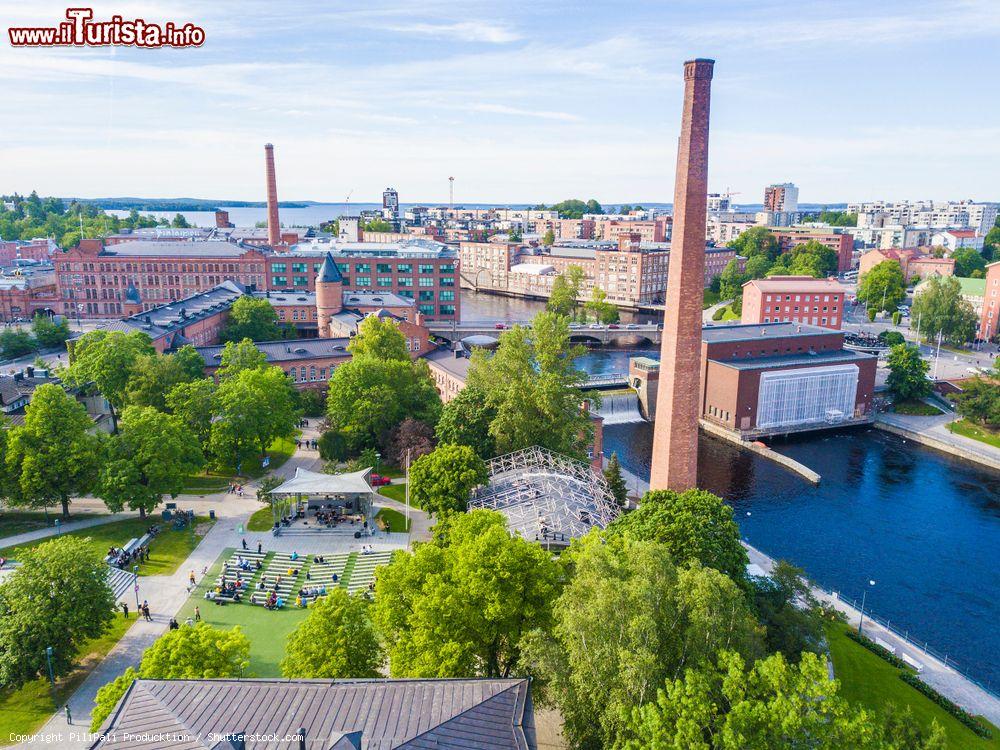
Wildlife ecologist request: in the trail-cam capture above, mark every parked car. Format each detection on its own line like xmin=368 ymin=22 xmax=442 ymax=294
xmin=494 ymin=323 xmax=507 ymax=330
xmin=625 ymin=323 xmax=639 ymax=329
xmin=608 ymin=324 xmax=620 ymax=329
xmin=588 ymin=323 xmax=602 ymax=329
xmin=569 ymin=323 xmax=583 ymax=329
xmin=369 ymin=474 xmax=392 ymax=487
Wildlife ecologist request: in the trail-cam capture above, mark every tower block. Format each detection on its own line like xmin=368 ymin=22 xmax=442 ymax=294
xmin=315 ymin=252 xmax=344 ymax=338
xmin=649 ymin=58 xmax=715 ymax=492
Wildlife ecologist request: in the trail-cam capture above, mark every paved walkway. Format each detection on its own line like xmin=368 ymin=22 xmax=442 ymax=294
xmin=876 ymin=411 xmax=1000 ymax=471
xmin=14 ymin=424 xmax=416 ymax=749
xmin=0 ymin=513 xmax=130 ymax=552
xmin=744 ymin=544 xmax=1000 ymax=725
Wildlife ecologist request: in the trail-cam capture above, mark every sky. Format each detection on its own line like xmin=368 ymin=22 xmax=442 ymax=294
xmin=1 ymin=0 xmax=998 ymax=205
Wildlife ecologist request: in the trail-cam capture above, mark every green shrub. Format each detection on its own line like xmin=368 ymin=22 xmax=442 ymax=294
xmin=711 ymin=306 xmax=726 ymax=321
xmin=899 ymin=672 xmax=993 ymax=738
xmin=845 ymin=630 xmax=911 ymax=670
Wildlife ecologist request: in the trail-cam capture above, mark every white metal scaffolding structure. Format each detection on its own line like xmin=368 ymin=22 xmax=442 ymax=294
xmin=468 ymin=446 xmax=621 ymax=545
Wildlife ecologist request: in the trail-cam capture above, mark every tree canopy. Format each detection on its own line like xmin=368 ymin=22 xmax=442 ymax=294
xmin=98 ymin=405 xmax=204 ymax=518
xmin=955 ymin=374 xmax=1000 ymax=428
xmin=885 ymin=344 xmax=932 ymax=401
xmin=951 ymin=247 xmax=987 ymax=278
xmin=619 ymin=649 xmax=944 ymax=750
xmin=66 ymin=329 xmax=155 ymax=430
xmin=281 ymin=589 xmax=382 ymax=678
xmin=605 ymin=488 xmax=749 ymax=584
xmin=31 ymin=314 xmax=71 ymax=349
xmin=215 ymin=338 xmax=268 ymax=379
xmin=408 ymin=443 xmax=488 ymax=516
xmin=435 ymin=385 xmax=497 ymax=459
xmin=5 ymin=383 xmax=101 ymax=516
xmin=729 ymin=226 xmax=780 ymax=261
xmin=373 ymin=510 xmax=562 ymax=678
xmin=532 ymin=199 xmax=604 ymax=219
xmin=0 ymin=192 xmax=163 ymax=247
xmin=858 ymin=261 xmax=906 ymax=314
xmin=467 ymin=311 xmax=593 ymax=458
xmin=165 ymin=378 xmax=216 ymax=448
xmin=0 ymin=536 xmax=117 ymax=690
xmin=911 ymin=276 xmax=978 ymax=345
xmin=220 ymin=297 xmax=283 ymax=343
xmin=347 ymin=314 xmax=411 ymax=361
xmin=211 ymin=365 xmax=300 ymax=467
xmin=521 ymin=534 xmax=763 ymax=749
xmin=126 ymin=352 xmax=197 ymax=411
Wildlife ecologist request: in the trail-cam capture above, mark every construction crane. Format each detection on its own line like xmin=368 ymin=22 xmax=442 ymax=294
xmin=449 ymin=176 xmax=455 ymax=209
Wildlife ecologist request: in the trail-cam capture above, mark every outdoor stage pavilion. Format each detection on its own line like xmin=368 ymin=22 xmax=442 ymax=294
xmin=468 ymin=446 xmax=621 ymax=547
xmin=267 ymin=467 xmax=376 ymax=535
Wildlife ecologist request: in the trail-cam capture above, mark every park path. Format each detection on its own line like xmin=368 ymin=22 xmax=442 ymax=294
xmin=0 ymin=513 xmax=131 ymax=553
xmin=13 ymin=425 xmax=332 ymax=749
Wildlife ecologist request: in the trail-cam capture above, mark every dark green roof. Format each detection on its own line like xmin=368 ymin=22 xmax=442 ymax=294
xmin=318 ymin=252 xmax=343 ymax=284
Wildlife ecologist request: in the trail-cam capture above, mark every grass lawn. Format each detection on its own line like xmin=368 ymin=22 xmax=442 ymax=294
xmin=948 ymin=419 xmax=1000 ymax=450
xmin=0 ymin=613 xmax=135 ymax=743
xmin=183 ymin=435 xmax=299 ymax=490
xmin=375 ymin=507 xmax=411 ymax=533
xmin=827 ymin=623 xmax=999 ymax=749
xmin=703 ymin=289 xmax=721 ymax=309
xmin=892 ymin=399 xmax=943 ymax=416
xmin=0 ymin=511 xmax=108 ymax=541
xmin=174 ymin=549 xmax=308 ymax=677
xmin=721 ymin=305 xmax=741 ymax=321
xmin=377 ymin=484 xmax=407 ymax=504
xmin=0 ymin=516 xmax=215 ymax=576
xmin=247 ymin=505 xmax=274 ymax=532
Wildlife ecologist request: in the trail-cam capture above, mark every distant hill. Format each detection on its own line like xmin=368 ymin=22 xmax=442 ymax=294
xmin=66 ymin=197 xmax=313 ymax=211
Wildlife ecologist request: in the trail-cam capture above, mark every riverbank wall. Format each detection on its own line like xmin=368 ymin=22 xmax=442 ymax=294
xmin=698 ymin=419 xmax=821 ymax=484
xmin=874 ymin=417 xmax=1000 ymax=473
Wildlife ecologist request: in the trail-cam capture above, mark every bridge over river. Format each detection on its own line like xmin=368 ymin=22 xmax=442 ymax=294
xmin=426 ymin=321 xmax=662 ymax=346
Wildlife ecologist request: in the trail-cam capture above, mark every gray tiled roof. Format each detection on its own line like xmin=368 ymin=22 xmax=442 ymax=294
xmin=712 ymin=348 xmax=874 ymax=371
xmin=196 ymin=337 xmax=352 ymax=366
xmin=100 ymin=240 xmax=252 ymax=257
xmin=91 ymin=678 xmax=535 ymax=750
xmin=701 ymin=321 xmax=837 ymax=344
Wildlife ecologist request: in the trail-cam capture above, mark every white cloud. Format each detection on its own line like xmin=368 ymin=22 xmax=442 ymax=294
xmin=470 ymin=103 xmax=582 ymax=121
xmin=383 ymin=20 xmax=521 ymax=43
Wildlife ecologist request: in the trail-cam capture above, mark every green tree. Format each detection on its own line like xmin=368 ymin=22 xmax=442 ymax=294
xmin=66 ymin=330 xmax=155 ymax=431
xmin=362 ymin=218 xmax=393 ymax=233
xmin=547 ymin=275 xmax=576 ymax=317
xmin=90 ymin=667 xmax=138 ymax=732
xmin=605 ymin=488 xmax=748 ymax=584
xmin=0 ymin=536 xmax=117 ymax=690
xmin=435 ymin=385 xmax=497 ymax=459
xmin=886 ymin=344 xmax=931 ymax=401
xmin=220 ymin=297 xmax=282 ymax=343
xmin=583 ymin=287 xmax=619 ymax=324
xmin=521 ymin=535 xmax=763 ymax=750
xmin=373 ymin=510 xmax=561 ymax=678
xmin=318 ymin=428 xmax=349 ymax=462
xmin=215 ymin=338 xmax=268 ymax=379
xmin=952 ymin=247 xmax=987 ymax=278
xmin=507 ymin=228 xmax=522 ymax=242
xmin=98 ymin=406 xmax=204 ymax=518
xmin=126 ymin=353 xmax=194 ymax=411
xmin=984 ymin=220 xmax=1000 ymax=261
xmin=281 ymin=589 xmax=382 ymax=678
xmin=211 ymin=366 xmax=300 ymax=467
xmin=955 ymin=375 xmax=1000 ymax=427
xmin=879 ymin=330 xmax=905 ymax=347
xmin=603 ymin=452 xmax=629 ymax=507
xmin=751 ymin=560 xmax=826 ymax=661
xmin=743 ymin=253 xmax=773 ymax=280
xmin=170 ymin=213 xmax=190 ymax=228
xmin=165 ymin=378 xmax=216 ymax=448
xmin=326 ymin=358 xmax=440 ymax=453
xmin=347 ymin=314 xmax=410 ymax=361
xmin=858 ymin=260 xmax=906 ymax=314
xmin=542 ymin=228 xmax=556 ymax=246
xmin=31 ymin=314 xmax=71 ymax=349
xmin=786 ymin=240 xmax=839 ymax=277
xmin=718 ymin=258 xmax=749 ymax=302
xmin=140 ymin=622 xmax=249 ymax=678
xmin=0 ymin=327 xmax=36 ymax=359
xmin=408 ymin=443 xmax=488 ymax=515
xmin=172 ymin=345 xmax=205 ymax=380
xmin=619 ymin=649 xmax=944 ymax=750
xmin=729 ymin=226 xmax=780 ymax=261
xmin=534 ymin=199 xmax=603 ymax=219
xmin=5 ymin=384 xmax=101 ymax=516
xmin=467 ymin=312 xmax=593 ymax=457
xmin=911 ymin=276 xmax=978 ymax=345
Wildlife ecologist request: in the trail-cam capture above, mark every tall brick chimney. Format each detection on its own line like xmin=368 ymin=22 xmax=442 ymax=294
xmin=649 ymin=58 xmax=714 ymax=492
xmin=264 ymin=143 xmax=281 ymax=247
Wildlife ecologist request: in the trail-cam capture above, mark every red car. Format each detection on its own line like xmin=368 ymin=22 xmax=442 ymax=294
xmin=369 ymin=474 xmax=392 ymax=487
xmin=494 ymin=323 xmax=507 ymax=330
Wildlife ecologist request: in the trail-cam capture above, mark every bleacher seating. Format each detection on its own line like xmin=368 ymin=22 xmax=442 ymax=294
xmin=346 ymin=551 xmax=394 ymax=595
xmin=250 ymin=552 xmax=305 ymax=606
xmin=212 ymin=550 xmax=267 ymax=603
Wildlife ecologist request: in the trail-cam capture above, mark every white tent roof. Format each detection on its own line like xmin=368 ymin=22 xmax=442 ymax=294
xmin=270 ymin=467 xmax=374 ymax=496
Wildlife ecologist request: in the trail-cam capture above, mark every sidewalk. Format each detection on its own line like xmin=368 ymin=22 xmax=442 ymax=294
xmin=744 ymin=543 xmax=1000 ymax=726
xmin=875 ymin=411 xmax=1000 ymax=471
xmin=0 ymin=514 xmax=131 ymax=552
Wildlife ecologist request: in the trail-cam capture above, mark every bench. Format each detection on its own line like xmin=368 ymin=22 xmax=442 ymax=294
xmin=875 ymin=638 xmax=896 ymax=654
xmin=900 ymin=652 xmax=925 ymax=672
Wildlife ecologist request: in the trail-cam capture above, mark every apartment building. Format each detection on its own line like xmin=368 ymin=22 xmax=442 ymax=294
xmin=740 ymin=275 xmax=846 ymax=329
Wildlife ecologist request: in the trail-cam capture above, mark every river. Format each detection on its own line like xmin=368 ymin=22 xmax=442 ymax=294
xmin=465 ymin=293 xmax=1000 ymax=689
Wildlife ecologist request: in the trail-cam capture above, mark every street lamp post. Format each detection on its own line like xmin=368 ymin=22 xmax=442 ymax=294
xmin=375 ymin=452 xmax=381 ymax=475
xmin=858 ymin=579 xmax=876 ymax=635
xmin=133 ymin=565 xmax=140 ymax=612
xmin=45 ymin=646 xmax=55 ymax=695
